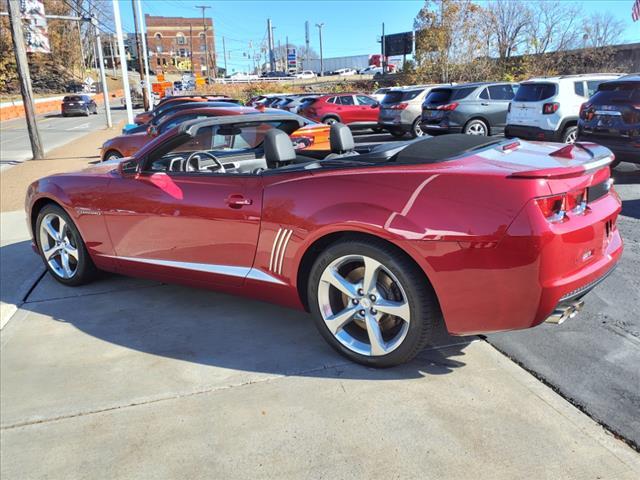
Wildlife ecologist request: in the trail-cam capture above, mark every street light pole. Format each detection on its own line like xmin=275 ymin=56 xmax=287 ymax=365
xmin=135 ymin=0 xmax=153 ymax=108
xmin=7 ymin=0 xmax=44 ymax=159
xmin=112 ymin=0 xmax=133 ymax=124
xmin=92 ymin=17 xmax=112 ymax=128
xmin=131 ymin=0 xmax=148 ymax=111
xmin=316 ymin=23 xmax=324 ymax=76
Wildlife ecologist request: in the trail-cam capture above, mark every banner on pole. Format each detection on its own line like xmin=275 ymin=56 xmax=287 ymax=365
xmin=21 ymin=0 xmax=51 ymax=53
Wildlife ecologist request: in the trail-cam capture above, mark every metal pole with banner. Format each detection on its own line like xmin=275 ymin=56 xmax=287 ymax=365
xmin=20 ymin=0 xmax=51 ymax=53
xmin=135 ymin=0 xmax=153 ymax=109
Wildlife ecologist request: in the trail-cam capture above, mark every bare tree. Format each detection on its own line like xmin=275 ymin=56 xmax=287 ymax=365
xmin=485 ymin=0 xmax=531 ymax=61
xmin=581 ymin=12 xmax=625 ymax=48
xmin=527 ymin=1 xmax=581 ymax=54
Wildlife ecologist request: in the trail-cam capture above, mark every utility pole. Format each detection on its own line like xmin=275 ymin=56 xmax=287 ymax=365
xmin=381 ymin=22 xmax=386 ymax=75
xmin=91 ymin=16 xmax=112 ymax=128
xmin=7 ymin=0 xmax=44 ymax=159
xmin=267 ymin=18 xmax=275 ymax=72
xmin=316 ymin=23 xmax=324 ymax=76
xmin=195 ymin=5 xmax=211 ymax=82
xmin=135 ymin=0 xmax=152 ymax=108
xmin=110 ymin=35 xmax=117 ymax=76
xmin=131 ymin=0 xmax=148 ymax=110
xmin=112 ymin=0 xmax=133 ymax=124
xmin=222 ymin=36 xmax=227 ymax=75
xmin=189 ymin=23 xmax=193 ymax=74
xmin=305 ymin=20 xmax=309 ymax=63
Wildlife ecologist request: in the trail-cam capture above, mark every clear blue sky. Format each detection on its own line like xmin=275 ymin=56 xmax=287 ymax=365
xmin=118 ymin=0 xmax=640 ymax=72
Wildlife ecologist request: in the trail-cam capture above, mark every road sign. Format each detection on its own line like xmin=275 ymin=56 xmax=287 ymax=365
xmin=384 ymin=31 xmax=413 ymax=56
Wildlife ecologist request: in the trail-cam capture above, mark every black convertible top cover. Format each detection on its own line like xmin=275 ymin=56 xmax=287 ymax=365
xmin=395 ymin=134 xmax=501 ymax=163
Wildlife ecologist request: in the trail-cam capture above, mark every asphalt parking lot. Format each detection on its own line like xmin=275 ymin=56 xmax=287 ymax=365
xmin=1 ymin=128 xmax=639 ymax=478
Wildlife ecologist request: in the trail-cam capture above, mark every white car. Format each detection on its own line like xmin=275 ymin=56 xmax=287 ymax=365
xmin=371 ymin=87 xmax=391 ymax=102
xmin=295 ymin=70 xmax=316 ymax=79
xmin=360 ymin=65 xmax=383 ymax=76
xmin=227 ymin=72 xmax=259 ymax=81
xmin=505 ymin=73 xmax=622 ymax=143
xmin=333 ymin=68 xmax=357 ymax=76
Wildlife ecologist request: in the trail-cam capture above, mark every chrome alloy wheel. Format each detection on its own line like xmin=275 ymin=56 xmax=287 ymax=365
xmin=317 ymin=254 xmax=411 ymax=356
xmin=38 ymin=213 xmax=79 ymax=279
xmin=565 ymin=129 xmax=577 ymax=144
xmin=466 ymin=122 xmax=487 ymax=135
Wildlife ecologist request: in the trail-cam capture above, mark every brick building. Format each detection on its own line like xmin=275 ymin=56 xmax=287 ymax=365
xmin=145 ymin=15 xmax=216 ymax=75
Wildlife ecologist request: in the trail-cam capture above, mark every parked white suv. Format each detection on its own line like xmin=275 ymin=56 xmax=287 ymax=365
xmin=505 ymin=73 xmax=622 ymax=143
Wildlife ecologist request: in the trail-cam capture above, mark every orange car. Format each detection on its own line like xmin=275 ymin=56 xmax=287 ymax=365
xmin=102 ymin=107 xmax=330 ymax=161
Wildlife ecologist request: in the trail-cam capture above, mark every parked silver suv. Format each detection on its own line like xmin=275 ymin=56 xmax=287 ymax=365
xmin=378 ymin=85 xmax=438 ymax=138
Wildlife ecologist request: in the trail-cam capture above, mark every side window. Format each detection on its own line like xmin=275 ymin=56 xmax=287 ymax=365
xmin=479 ymin=88 xmax=489 ymax=100
xmin=337 ymin=96 xmax=355 ymax=106
xmin=326 ymin=97 xmax=336 ymax=104
xmin=488 ymin=85 xmax=515 ymax=100
xmin=160 ymin=114 xmax=193 ymax=133
xmin=356 ymin=95 xmax=377 ymax=105
xmin=586 ymin=81 xmax=601 ymax=97
xmin=574 ymin=81 xmax=585 ymax=97
xmin=173 ymin=126 xmax=214 ymax=153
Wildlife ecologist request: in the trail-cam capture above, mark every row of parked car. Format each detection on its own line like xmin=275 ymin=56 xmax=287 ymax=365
xmin=258 ymin=73 xmax=637 ymax=165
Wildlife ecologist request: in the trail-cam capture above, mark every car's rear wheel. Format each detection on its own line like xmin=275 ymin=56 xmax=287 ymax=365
xmin=408 ymin=117 xmax=425 ymax=139
xmin=562 ymin=125 xmax=577 ymax=144
xmin=36 ymin=204 xmax=97 ymax=286
xmin=308 ymin=239 xmax=440 ymax=367
xmin=464 ymin=119 xmax=488 ymax=136
xmin=322 ymin=116 xmax=339 ymax=125
xmin=103 ymin=150 xmax=122 ymax=161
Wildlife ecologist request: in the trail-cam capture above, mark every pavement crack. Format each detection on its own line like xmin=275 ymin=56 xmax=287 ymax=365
xmin=0 ymin=360 xmax=352 ymax=431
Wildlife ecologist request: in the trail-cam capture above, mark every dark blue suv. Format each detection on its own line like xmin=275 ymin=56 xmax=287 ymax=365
xmin=577 ymin=74 xmax=640 ymax=166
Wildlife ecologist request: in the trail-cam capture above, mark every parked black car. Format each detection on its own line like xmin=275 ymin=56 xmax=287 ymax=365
xmin=577 ymin=74 xmax=640 ymax=166
xmin=261 ymin=71 xmax=290 ymax=78
xmin=61 ymin=95 xmax=97 ymax=117
xmin=421 ymin=82 xmax=518 ymax=136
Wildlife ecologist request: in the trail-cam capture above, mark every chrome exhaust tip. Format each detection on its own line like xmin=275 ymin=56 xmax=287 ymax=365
xmin=545 ymin=300 xmax=585 ymax=325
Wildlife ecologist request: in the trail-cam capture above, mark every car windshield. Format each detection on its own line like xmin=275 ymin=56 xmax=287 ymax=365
xmin=514 ymin=83 xmax=557 ymax=102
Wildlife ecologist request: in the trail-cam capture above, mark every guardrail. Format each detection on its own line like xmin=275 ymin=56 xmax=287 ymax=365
xmin=213 ymin=74 xmax=376 ymax=85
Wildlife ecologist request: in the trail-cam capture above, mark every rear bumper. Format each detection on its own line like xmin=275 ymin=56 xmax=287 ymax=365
xmin=420 ymin=123 xmax=463 ymax=134
xmin=577 ymin=132 xmax=640 ymax=164
xmin=62 ymin=106 xmax=88 ymax=114
xmin=505 ymin=124 xmax=562 ymax=142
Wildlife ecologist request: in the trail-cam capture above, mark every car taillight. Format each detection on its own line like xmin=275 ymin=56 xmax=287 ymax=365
xmin=390 ymin=102 xmax=408 ymax=110
xmin=507 ymin=102 xmax=511 ymax=113
xmin=579 ymin=102 xmax=590 ymax=119
xmin=536 ymin=188 xmax=588 ymax=222
xmin=542 ymin=102 xmax=559 ymax=114
xmin=436 ymin=102 xmax=459 ymax=111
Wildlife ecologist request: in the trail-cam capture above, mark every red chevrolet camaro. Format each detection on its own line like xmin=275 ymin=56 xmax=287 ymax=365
xmin=25 ymin=114 xmax=623 ymax=367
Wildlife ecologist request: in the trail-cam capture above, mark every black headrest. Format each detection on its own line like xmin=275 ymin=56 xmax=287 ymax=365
xmin=330 ymin=123 xmax=355 ymax=154
xmin=263 ymin=129 xmax=296 ymax=163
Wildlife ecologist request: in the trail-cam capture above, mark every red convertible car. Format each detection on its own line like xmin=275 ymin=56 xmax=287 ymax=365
xmin=25 ymin=114 xmax=622 ymax=367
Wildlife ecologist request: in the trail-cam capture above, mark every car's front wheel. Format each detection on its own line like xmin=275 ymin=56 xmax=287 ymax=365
xmin=562 ymin=125 xmax=577 ymax=144
xmin=408 ymin=117 xmax=425 ymax=138
xmin=36 ymin=204 xmax=97 ymax=286
xmin=464 ymin=119 xmax=488 ymax=136
xmin=103 ymin=150 xmax=122 ymax=162
xmin=308 ymin=239 xmax=440 ymax=367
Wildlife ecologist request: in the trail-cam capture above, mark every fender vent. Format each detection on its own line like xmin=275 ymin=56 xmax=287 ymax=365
xmin=269 ymin=228 xmax=293 ymax=275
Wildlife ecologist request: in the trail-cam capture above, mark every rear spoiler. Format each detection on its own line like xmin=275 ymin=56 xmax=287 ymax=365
xmin=508 ymin=143 xmax=614 ymax=179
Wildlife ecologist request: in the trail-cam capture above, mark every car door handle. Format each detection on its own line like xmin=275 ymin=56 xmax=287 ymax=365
xmin=226 ymin=194 xmax=252 ymax=208
xmin=481 ymin=102 xmax=489 ymax=106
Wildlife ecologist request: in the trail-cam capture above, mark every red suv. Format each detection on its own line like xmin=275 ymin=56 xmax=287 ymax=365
xmin=298 ymin=93 xmax=380 ymax=130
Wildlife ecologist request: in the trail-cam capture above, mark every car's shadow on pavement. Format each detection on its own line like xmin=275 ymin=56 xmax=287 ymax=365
xmin=2 ymin=240 xmax=473 ymax=380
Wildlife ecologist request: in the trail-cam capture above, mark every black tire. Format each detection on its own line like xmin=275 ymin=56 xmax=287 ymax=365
xmin=103 ymin=150 xmax=122 ymax=162
xmin=61 ymin=112 xmax=67 ymax=117
xmin=562 ymin=125 xmax=578 ymax=144
xmin=389 ymin=128 xmax=406 ymax=138
xmin=35 ymin=204 xmax=97 ymax=286
xmin=408 ymin=117 xmax=425 ymax=139
xmin=463 ymin=119 xmax=488 ymax=136
xmin=322 ymin=116 xmax=339 ymax=125
xmin=307 ymin=238 xmax=441 ymax=367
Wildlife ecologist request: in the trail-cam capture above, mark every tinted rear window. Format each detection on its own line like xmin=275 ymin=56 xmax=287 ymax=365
xmin=64 ymin=96 xmax=84 ymax=102
xmin=382 ymin=91 xmax=404 ymax=104
xmin=424 ymin=89 xmax=452 ymax=104
xmin=593 ymin=82 xmax=640 ymax=103
xmin=514 ymin=83 xmax=557 ymax=101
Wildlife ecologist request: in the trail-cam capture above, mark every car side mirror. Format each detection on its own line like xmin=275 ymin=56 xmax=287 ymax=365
xmin=118 ymin=158 xmax=139 ymax=177
xmin=147 ymin=125 xmax=159 ymax=137
xmin=371 ymin=102 xmax=379 ymax=108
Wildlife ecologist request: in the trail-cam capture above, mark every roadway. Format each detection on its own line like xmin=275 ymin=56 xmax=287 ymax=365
xmin=0 ymin=102 xmax=140 ymax=170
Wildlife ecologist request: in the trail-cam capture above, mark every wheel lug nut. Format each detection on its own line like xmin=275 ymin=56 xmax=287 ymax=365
xmin=357 ymin=289 xmax=364 ymax=296
xmin=352 ymin=298 xmax=359 ymax=305
xmin=359 ymin=310 xmax=365 ymax=316
xmin=371 ymin=308 xmax=377 ymax=315
xmin=369 ymin=294 xmax=376 ymax=301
